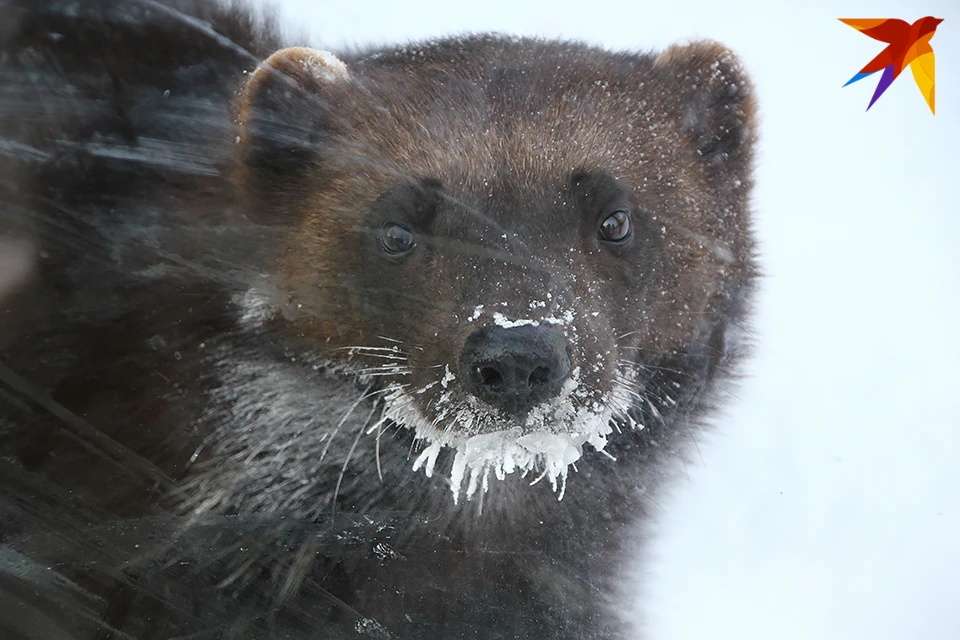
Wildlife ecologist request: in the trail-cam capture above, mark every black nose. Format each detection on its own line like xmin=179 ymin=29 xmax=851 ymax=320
xmin=459 ymin=324 xmax=572 ymax=414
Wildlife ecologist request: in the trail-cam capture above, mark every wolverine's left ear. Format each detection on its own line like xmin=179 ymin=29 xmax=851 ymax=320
xmin=654 ymin=41 xmax=757 ymax=186
xmin=235 ymin=47 xmax=353 ymax=189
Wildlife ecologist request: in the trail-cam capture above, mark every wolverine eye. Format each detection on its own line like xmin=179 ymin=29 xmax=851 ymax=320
xmin=379 ymin=222 xmax=415 ymax=255
xmin=598 ymin=209 xmax=631 ymax=243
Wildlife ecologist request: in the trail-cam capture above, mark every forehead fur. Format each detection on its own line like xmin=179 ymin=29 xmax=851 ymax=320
xmin=240 ymin=34 xmax=755 ymax=192
xmin=249 ymin=35 xmax=756 ymax=251
xmin=343 ymin=37 xmax=682 ymax=185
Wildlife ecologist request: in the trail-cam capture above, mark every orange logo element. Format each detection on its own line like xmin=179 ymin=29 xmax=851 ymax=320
xmin=840 ymin=17 xmax=943 ymax=114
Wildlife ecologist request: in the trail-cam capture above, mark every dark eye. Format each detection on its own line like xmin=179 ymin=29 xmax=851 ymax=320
xmin=379 ymin=222 xmax=415 ymax=255
xmin=598 ymin=209 xmax=631 ymax=243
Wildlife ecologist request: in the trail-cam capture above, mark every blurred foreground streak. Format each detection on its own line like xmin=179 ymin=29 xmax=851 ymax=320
xmin=0 ymin=4 xmax=377 ymax=637
xmin=0 ymin=4 xmax=386 ymax=637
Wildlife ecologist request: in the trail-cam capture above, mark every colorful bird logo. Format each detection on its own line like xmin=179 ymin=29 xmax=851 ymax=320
xmin=840 ymin=17 xmax=943 ymax=114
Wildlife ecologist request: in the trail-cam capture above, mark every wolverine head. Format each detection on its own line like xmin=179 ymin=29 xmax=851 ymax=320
xmin=233 ymin=36 xmax=756 ymax=500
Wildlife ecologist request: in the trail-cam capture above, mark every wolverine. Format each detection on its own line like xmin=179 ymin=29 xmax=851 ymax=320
xmin=0 ymin=1 xmax=757 ymax=638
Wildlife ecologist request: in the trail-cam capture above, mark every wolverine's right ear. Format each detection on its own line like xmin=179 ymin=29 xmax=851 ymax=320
xmin=653 ymin=41 xmax=757 ymax=194
xmin=236 ymin=47 xmax=351 ymax=181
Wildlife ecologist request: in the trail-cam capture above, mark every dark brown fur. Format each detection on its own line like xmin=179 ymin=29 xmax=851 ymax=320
xmin=0 ymin=1 xmax=757 ymax=638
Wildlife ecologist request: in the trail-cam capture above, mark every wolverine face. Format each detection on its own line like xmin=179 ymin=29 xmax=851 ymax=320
xmin=343 ymin=171 xmax=657 ymax=499
xmin=236 ymin=37 xmax=756 ymax=500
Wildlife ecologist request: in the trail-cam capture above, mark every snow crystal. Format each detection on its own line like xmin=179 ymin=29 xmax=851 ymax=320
xmin=301 ymin=49 xmax=349 ymax=82
xmin=439 ymin=365 xmax=455 ymax=389
xmin=492 ymin=312 xmax=540 ymax=328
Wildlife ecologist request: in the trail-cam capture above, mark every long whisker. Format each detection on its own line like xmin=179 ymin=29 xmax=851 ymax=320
xmin=318 ymin=384 xmax=376 ymax=464
xmin=331 ymin=402 xmax=379 ymax=516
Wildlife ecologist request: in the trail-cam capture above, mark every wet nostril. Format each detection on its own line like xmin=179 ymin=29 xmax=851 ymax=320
xmin=528 ymin=365 xmax=550 ymax=387
xmin=478 ymin=365 xmax=504 ymax=389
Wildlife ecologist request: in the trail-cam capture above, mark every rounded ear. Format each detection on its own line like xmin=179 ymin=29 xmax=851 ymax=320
xmin=654 ymin=41 xmax=757 ymax=186
xmin=235 ymin=47 xmax=350 ymax=180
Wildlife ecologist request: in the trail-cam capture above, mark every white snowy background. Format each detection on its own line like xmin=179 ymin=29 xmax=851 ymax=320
xmin=272 ymin=1 xmax=959 ymax=637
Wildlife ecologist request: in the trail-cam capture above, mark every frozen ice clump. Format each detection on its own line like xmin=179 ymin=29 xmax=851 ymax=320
xmin=413 ymin=415 xmax=613 ymax=504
